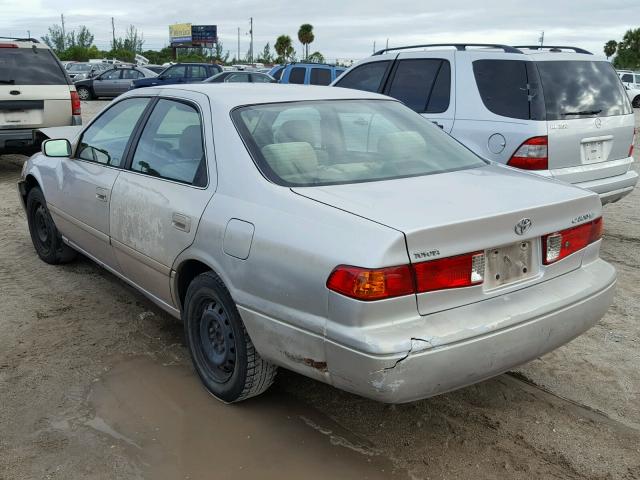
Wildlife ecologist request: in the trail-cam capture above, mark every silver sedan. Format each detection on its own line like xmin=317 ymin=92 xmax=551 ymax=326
xmin=18 ymin=84 xmax=616 ymax=403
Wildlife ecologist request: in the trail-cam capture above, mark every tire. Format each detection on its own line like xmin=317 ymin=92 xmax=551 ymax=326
xmin=633 ymin=96 xmax=640 ymax=109
xmin=26 ymin=187 xmax=76 ymax=264
xmin=183 ymin=271 xmax=277 ymax=403
xmin=76 ymin=86 xmax=92 ymax=101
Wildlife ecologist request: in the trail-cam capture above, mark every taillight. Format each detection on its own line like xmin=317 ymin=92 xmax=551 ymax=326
xmin=327 ymin=251 xmax=486 ymax=300
xmin=508 ymin=136 xmax=548 ymax=170
xmin=0 ymin=43 xmax=18 ymax=48
xmin=326 ymin=265 xmax=414 ymax=301
xmin=70 ymin=90 xmax=81 ymax=116
xmin=413 ymin=252 xmax=485 ymax=292
xmin=542 ymin=217 xmax=603 ymax=265
xmin=630 ymin=128 xmax=636 ymax=158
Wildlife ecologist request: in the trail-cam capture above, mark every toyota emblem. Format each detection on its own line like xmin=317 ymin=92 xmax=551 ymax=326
xmin=514 ymin=218 xmax=532 ymax=236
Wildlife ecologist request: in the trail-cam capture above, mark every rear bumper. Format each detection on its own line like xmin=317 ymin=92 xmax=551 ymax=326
xmin=0 ymin=129 xmax=34 ymax=150
xmin=576 ymin=169 xmax=638 ymax=204
xmin=326 ymin=259 xmax=616 ymax=403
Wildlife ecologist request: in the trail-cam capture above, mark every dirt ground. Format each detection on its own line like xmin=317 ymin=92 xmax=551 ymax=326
xmin=0 ymin=101 xmax=639 ymax=480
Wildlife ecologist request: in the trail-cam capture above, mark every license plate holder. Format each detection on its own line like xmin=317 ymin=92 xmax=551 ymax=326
xmin=485 ymin=241 xmax=533 ymax=289
xmin=583 ymin=140 xmax=603 ymax=164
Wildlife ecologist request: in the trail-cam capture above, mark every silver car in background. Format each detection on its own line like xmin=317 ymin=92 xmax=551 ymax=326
xmin=18 ymin=84 xmax=616 ymax=404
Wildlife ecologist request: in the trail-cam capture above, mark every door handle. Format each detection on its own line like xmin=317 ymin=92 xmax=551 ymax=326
xmin=171 ymin=213 xmax=191 ymax=232
xmin=95 ymin=187 xmax=109 ymax=202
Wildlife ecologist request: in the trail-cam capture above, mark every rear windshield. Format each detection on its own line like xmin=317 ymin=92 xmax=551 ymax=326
xmin=232 ymin=100 xmax=487 ymax=187
xmin=0 ymin=48 xmax=68 ymax=85
xmin=536 ymin=61 xmax=632 ymax=120
xmin=67 ymin=63 xmax=91 ymax=72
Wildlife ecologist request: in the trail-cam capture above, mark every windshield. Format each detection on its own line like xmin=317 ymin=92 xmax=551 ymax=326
xmin=536 ymin=61 xmax=632 ymax=120
xmin=0 ymin=48 xmax=68 ymax=85
xmin=233 ymin=100 xmax=487 ymax=187
xmin=68 ymin=63 xmax=92 ymax=72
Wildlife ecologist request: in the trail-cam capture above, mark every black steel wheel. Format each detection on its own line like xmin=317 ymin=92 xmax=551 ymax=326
xmin=183 ymin=271 xmax=277 ymax=403
xmin=26 ymin=187 xmax=76 ymax=264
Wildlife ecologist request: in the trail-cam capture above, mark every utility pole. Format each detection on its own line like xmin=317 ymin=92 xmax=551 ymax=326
xmin=539 ymin=31 xmax=545 ymax=47
xmin=111 ymin=17 xmax=116 ymax=49
xmin=27 ymin=30 xmax=31 ymax=39
xmin=61 ymin=14 xmax=65 ymax=48
xmin=386 ymin=38 xmax=389 ymax=50
xmin=237 ymin=27 xmax=240 ymax=63
xmin=249 ymin=17 xmax=254 ymax=64
xmin=373 ymin=40 xmax=376 ymax=53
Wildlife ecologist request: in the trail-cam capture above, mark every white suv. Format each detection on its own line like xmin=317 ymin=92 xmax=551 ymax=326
xmin=333 ymin=43 xmax=637 ymax=204
xmin=0 ymin=37 xmax=81 ymax=153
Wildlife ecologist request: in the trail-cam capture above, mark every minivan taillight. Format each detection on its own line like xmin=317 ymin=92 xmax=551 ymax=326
xmin=0 ymin=43 xmax=18 ymax=48
xmin=508 ymin=136 xmax=548 ymax=170
xmin=327 ymin=251 xmax=486 ymax=301
xmin=70 ymin=90 xmax=81 ymax=116
xmin=630 ymin=128 xmax=636 ymax=158
xmin=542 ymin=217 xmax=603 ymax=265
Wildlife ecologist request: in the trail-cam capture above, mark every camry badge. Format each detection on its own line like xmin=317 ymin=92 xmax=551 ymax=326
xmin=514 ymin=218 xmax=532 ymax=236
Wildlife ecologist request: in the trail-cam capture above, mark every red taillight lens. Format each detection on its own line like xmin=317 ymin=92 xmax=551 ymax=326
xmin=542 ymin=217 xmax=603 ymax=265
xmin=414 ymin=252 xmax=485 ymax=292
xmin=508 ymin=136 xmax=548 ymax=170
xmin=326 ymin=265 xmax=414 ymax=301
xmin=70 ymin=90 xmax=81 ymax=116
xmin=630 ymin=128 xmax=636 ymax=158
xmin=0 ymin=43 xmax=18 ymax=48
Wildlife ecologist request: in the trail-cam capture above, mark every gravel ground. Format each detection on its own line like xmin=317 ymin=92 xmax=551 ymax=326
xmin=0 ymin=101 xmax=638 ymax=480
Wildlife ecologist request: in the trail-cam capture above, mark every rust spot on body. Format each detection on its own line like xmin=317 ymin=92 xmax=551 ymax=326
xmin=283 ymin=352 xmax=328 ymax=372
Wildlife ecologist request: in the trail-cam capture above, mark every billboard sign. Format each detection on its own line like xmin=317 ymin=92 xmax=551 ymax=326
xmin=191 ymin=25 xmax=217 ymax=46
xmin=169 ymin=23 xmax=192 ymax=45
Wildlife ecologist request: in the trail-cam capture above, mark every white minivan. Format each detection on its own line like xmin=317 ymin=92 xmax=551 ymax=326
xmin=334 ymin=44 xmax=637 ymax=204
xmin=0 ymin=37 xmax=81 ymax=154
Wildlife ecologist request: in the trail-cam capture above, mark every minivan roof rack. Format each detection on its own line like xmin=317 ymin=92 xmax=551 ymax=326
xmin=513 ymin=45 xmax=592 ymax=55
xmin=0 ymin=36 xmax=40 ymax=43
xmin=373 ymin=43 xmax=523 ymax=55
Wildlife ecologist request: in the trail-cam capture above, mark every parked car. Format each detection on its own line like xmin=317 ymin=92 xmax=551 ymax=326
xmin=66 ymin=62 xmax=93 ymax=81
xmin=74 ymin=66 xmax=157 ymax=100
xmin=0 ymin=37 xmax=81 ymax=154
xmin=203 ymin=71 xmax=276 ymax=83
xmin=333 ymin=43 xmax=637 ymax=205
xmin=624 ymin=85 xmax=640 ymax=108
xmin=270 ymin=63 xmax=346 ymax=85
xmin=144 ymin=65 xmax=166 ymax=74
xmin=618 ymin=70 xmax=640 ymax=90
xmin=130 ymin=63 xmax=222 ymax=89
xmin=19 ymin=84 xmax=615 ymax=404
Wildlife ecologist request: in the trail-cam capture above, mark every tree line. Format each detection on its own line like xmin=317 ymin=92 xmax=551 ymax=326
xmin=40 ymin=22 xmax=326 ymax=66
xmin=604 ymin=28 xmax=640 ymax=69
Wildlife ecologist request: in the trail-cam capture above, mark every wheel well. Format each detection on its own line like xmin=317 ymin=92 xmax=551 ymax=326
xmin=176 ymin=259 xmax=212 ymax=310
xmin=22 ymin=174 xmax=40 ymax=204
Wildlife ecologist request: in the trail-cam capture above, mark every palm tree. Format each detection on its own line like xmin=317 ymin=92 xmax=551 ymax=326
xmin=275 ymin=35 xmax=294 ymax=63
xmin=297 ymin=24 xmax=314 ymax=61
xmin=604 ymin=40 xmax=617 ymax=60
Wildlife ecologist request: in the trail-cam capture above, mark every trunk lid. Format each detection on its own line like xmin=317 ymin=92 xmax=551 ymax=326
xmin=536 ymin=59 xmax=635 ymax=181
xmin=293 ymin=165 xmax=602 ymax=315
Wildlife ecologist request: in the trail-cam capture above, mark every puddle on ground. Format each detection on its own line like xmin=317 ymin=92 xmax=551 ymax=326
xmin=89 ymin=357 xmax=406 ymax=479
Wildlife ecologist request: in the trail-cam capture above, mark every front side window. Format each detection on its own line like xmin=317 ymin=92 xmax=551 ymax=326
xmin=335 ymin=61 xmax=390 ymax=93
xmin=163 ymin=65 xmax=187 ymax=78
xmin=100 ymin=70 xmax=121 ymax=80
xmin=252 ymin=73 xmax=272 ymax=83
xmin=130 ymin=99 xmax=206 ymax=186
xmin=386 ymin=59 xmax=450 ymax=113
xmin=233 ymin=100 xmax=486 ymax=186
xmin=310 ymin=68 xmax=331 ymax=85
xmin=288 ymin=67 xmax=306 ymax=84
xmin=536 ymin=61 xmax=632 ymax=120
xmin=77 ymin=98 xmax=150 ymax=167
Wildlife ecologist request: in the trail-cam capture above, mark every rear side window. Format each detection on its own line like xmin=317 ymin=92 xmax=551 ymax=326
xmin=310 ymin=68 xmax=331 ymax=85
xmin=386 ymin=59 xmax=450 ymax=113
xmin=189 ymin=65 xmax=208 ymax=78
xmin=288 ymin=67 xmax=306 ymax=84
xmin=621 ymin=73 xmax=633 ymax=83
xmin=537 ymin=61 xmax=632 ymax=120
xmin=473 ymin=60 xmax=545 ymax=120
xmin=335 ymin=61 xmax=390 ymax=92
xmin=0 ymin=48 xmax=68 ymax=85
xmin=163 ymin=65 xmax=187 ymax=78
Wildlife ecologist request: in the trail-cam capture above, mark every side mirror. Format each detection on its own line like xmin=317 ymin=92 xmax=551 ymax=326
xmin=157 ymin=75 xmax=166 ymax=80
xmin=43 ymin=139 xmax=71 ymax=157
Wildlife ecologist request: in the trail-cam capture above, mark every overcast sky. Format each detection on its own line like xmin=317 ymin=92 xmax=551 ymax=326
xmin=1 ymin=0 xmax=637 ymax=61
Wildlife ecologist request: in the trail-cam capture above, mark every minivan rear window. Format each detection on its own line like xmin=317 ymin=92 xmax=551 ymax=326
xmin=0 ymin=48 xmax=68 ymax=85
xmin=536 ymin=61 xmax=632 ymax=120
